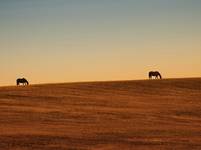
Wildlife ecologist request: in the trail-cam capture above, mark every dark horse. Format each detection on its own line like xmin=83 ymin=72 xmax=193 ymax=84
xmin=16 ymin=78 xmax=29 ymax=86
xmin=149 ymin=71 xmax=162 ymax=79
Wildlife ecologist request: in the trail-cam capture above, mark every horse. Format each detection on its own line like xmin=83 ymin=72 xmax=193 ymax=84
xmin=16 ymin=78 xmax=29 ymax=86
xmin=149 ymin=71 xmax=162 ymax=79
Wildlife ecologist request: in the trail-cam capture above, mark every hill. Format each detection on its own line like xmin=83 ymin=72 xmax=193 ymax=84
xmin=0 ymin=78 xmax=201 ymax=150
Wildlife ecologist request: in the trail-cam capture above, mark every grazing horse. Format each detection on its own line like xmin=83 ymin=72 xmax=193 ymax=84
xmin=149 ymin=71 xmax=162 ymax=79
xmin=16 ymin=78 xmax=29 ymax=86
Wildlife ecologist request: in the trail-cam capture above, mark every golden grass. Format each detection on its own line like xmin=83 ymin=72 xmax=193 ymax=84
xmin=0 ymin=78 xmax=201 ymax=150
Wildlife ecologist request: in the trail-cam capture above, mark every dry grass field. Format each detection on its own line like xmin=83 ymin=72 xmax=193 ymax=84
xmin=0 ymin=78 xmax=201 ymax=150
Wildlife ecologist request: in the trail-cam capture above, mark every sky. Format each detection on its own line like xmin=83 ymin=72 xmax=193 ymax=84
xmin=0 ymin=0 xmax=201 ymax=85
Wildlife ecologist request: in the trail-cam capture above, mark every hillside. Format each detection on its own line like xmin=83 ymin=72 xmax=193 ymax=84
xmin=0 ymin=78 xmax=201 ymax=150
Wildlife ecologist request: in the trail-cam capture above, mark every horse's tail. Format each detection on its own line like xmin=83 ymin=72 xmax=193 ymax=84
xmin=16 ymin=79 xmax=19 ymax=86
xmin=148 ymin=71 xmax=152 ymax=79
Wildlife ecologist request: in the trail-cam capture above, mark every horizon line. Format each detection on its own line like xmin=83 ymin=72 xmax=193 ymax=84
xmin=0 ymin=77 xmax=200 ymax=88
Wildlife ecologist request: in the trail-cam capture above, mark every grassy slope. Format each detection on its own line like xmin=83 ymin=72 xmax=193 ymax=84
xmin=0 ymin=78 xmax=201 ymax=150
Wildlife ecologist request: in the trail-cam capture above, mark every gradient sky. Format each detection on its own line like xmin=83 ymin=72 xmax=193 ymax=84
xmin=0 ymin=0 xmax=201 ymax=85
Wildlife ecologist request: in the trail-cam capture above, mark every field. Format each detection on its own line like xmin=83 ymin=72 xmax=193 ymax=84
xmin=0 ymin=78 xmax=201 ymax=150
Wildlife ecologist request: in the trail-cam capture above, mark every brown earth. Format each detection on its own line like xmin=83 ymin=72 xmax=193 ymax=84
xmin=0 ymin=78 xmax=201 ymax=150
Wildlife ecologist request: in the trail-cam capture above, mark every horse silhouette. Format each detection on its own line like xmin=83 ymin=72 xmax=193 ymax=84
xmin=16 ymin=78 xmax=29 ymax=86
xmin=149 ymin=71 xmax=162 ymax=79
